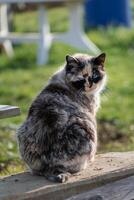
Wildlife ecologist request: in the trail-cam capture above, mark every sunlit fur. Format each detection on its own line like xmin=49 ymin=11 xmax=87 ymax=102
xmin=61 ymin=53 xmax=106 ymax=95
xmin=17 ymin=53 xmax=107 ymax=183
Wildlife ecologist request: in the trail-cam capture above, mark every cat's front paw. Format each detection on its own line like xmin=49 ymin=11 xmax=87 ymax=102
xmin=56 ymin=172 xmax=71 ymax=183
xmin=47 ymin=172 xmax=71 ymax=183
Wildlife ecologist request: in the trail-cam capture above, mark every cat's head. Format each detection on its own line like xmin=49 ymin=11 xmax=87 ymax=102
xmin=65 ymin=53 xmax=107 ymax=94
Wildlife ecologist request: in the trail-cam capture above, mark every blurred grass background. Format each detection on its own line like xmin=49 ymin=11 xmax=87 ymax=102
xmin=0 ymin=5 xmax=134 ymax=175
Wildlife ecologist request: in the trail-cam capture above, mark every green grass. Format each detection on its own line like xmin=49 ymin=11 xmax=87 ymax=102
xmin=0 ymin=8 xmax=134 ymax=175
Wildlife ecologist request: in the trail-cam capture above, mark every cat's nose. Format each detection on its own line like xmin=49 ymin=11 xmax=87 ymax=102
xmin=88 ymin=76 xmax=93 ymax=88
xmin=88 ymin=76 xmax=92 ymax=83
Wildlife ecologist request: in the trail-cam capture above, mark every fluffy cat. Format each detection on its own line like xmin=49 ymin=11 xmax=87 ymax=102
xmin=17 ymin=53 xmax=107 ymax=183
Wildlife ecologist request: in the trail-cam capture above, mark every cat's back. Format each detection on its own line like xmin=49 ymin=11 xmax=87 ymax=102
xmin=17 ymin=82 xmax=77 ymax=137
xmin=17 ymin=74 xmax=96 ymax=143
xmin=28 ymin=83 xmax=77 ymax=120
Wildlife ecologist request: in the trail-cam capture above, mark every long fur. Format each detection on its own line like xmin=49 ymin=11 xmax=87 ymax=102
xmin=17 ymin=53 xmax=107 ymax=182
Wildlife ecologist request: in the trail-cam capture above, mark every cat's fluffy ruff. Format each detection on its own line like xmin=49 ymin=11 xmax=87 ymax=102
xmin=17 ymin=53 xmax=107 ymax=183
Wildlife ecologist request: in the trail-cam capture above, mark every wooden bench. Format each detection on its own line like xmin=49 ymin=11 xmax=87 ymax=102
xmin=0 ymin=105 xmax=20 ymax=119
xmin=0 ymin=0 xmax=100 ymax=65
xmin=1 ymin=106 xmax=133 ymax=199
xmin=0 ymin=151 xmax=134 ymax=200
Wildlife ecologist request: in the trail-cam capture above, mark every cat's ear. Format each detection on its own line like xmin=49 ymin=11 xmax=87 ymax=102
xmin=65 ymin=55 xmax=79 ymax=73
xmin=66 ymin=55 xmax=78 ymax=64
xmin=93 ymin=53 xmax=106 ymax=66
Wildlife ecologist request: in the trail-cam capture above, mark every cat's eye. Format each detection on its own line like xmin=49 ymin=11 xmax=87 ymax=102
xmin=79 ymin=62 xmax=85 ymax=68
xmin=92 ymin=70 xmax=101 ymax=83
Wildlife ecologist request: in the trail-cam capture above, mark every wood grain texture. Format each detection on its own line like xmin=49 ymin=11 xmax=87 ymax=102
xmin=0 ymin=105 xmax=20 ymax=119
xmin=66 ymin=175 xmax=134 ymax=200
xmin=0 ymin=152 xmax=134 ymax=200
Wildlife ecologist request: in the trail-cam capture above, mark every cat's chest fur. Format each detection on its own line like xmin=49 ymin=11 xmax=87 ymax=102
xmin=74 ymin=91 xmax=100 ymax=117
xmin=86 ymin=94 xmax=100 ymax=116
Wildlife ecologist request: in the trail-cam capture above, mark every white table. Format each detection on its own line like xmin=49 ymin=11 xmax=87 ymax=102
xmin=0 ymin=0 xmax=100 ymax=65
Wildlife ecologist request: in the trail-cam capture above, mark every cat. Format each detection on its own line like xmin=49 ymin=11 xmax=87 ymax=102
xmin=17 ymin=53 xmax=107 ymax=183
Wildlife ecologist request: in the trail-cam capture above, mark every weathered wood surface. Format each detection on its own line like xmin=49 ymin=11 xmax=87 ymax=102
xmin=0 ymin=105 xmax=20 ymax=119
xmin=0 ymin=152 xmax=134 ymax=200
xmin=67 ymin=175 xmax=134 ymax=200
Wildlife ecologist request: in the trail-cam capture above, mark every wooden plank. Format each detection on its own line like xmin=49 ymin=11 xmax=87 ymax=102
xmin=0 ymin=152 xmax=134 ymax=200
xmin=0 ymin=105 xmax=20 ymax=119
xmin=66 ymin=175 xmax=134 ymax=200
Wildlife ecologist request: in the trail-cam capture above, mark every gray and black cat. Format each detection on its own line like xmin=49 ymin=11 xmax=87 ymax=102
xmin=17 ymin=53 xmax=107 ymax=183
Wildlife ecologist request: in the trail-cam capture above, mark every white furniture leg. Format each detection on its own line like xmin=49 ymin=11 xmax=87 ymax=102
xmin=68 ymin=2 xmax=101 ymax=54
xmin=53 ymin=2 xmax=100 ymax=55
xmin=37 ymin=5 xmax=52 ymax=65
xmin=0 ymin=4 xmax=14 ymax=57
xmin=0 ymin=1 xmax=100 ymax=65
